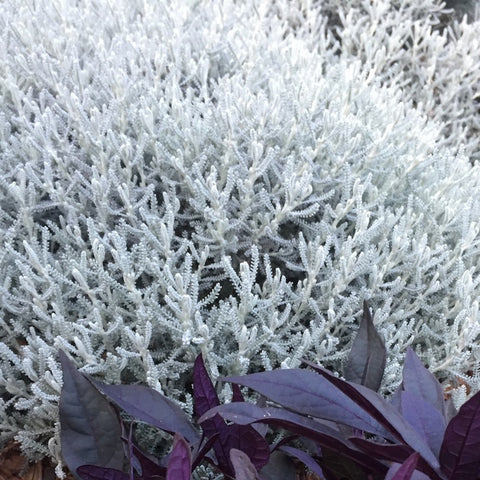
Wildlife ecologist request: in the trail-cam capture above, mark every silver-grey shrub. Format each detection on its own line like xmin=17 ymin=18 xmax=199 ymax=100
xmin=1 ymin=0 xmax=480 ymax=474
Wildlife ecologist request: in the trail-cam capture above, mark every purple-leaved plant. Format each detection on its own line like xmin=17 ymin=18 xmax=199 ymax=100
xmin=58 ymin=302 xmax=480 ymax=480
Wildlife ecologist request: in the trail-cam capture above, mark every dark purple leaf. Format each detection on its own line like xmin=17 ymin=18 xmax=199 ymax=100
xmin=193 ymin=355 xmax=270 ymax=475
xmin=349 ymin=438 xmax=442 ymax=480
xmin=258 ymin=451 xmax=296 ymax=480
xmin=319 ymin=448 xmax=371 ymax=480
xmin=76 ymin=466 xmax=130 ymax=480
xmin=221 ymin=368 xmax=391 ymax=438
xmin=200 ymin=402 xmax=388 ymax=475
xmin=232 ymin=384 xmax=245 ymax=402
xmin=191 ymin=434 xmax=219 ymax=470
xmin=193 ymin=354 xmax=220 ymax=436
xmin=166 ymin=434 xmax=191 ymax=480
xmin=349 ymin=437 xmax=414 ymax=464
xmin=229 ymin=449 xmax=258 ymax=480
xmin=399 ymin=390 xmax=446 ymax=457
xmin=91 ymin=381 xmax=199 ymax=444
xmin=302 ymin=361 xmax=441 ymax=472
xmin=402 ymin=348 xmax=447 ymax=419
xmin=280 ymin=446 xmax=325 ymax=479
xmin=384 ymin=453 xmax=421 ymax=480
xmin=439 ymin=390 xmax=480 ymax=480
xmin=130 ymin=445 xmax=166 ymax=479
xmin=58 ymin=350 xmax=124 ymax=480
xmin=344 ymin=301 xmax=386 ymax=392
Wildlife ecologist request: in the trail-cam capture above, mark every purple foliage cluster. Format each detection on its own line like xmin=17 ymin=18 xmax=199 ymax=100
xmin=58 ymin=303 xmax=480 ymax=480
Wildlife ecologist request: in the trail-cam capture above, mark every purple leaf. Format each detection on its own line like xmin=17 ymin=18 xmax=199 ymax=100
xmin=193 ymin=354 xmax=220 ymax=436
xmin=58 ymin=350 xmax=124 ymax=479
xmin=439 ymin=390 xmax=480 ymax=480
xmin=402 ymin=348 xmax=447 ymax=419
xmin=229 ymin=449 xmax=258 ymax=480
xmin=344 ymin=301 xmax=386 ymax=392
xmin=349 ymin=438 xmax=442 ymax=480
xmin=166 ymin=434 xmax=191 ymax=480
xmin=399 ymin=390 xmax=446 ymax=457
xmin=221 ymin=368 xmax=391 ymax=438
xmin=191 ymin=434 xmax=219 ymax=470
xmin=349 ymin=437 xmax=414 ymax=464
xmin=232 ymin=384 xmax=245 ymax=402
xmin=302 ymin=361 xmax=441 ymax=472
xmin=130 ymin=444 xmax=166 ymax=479
xmin=76 ymin=466 xmax=130 ymax=480
xmin=200 ymin=402 xmax=388 ymax=475
xmin=91 ymin=381 xmax=199 ymax=444
xmin=280 ymin=446 xmax=325 ymax=479
xmin=193 ymin=355 xmax=270 ymax=475
xmin=384 ymin=453 xmax=421 ymax=480
xmin=319 ymin=448 xmax=371 ymax=480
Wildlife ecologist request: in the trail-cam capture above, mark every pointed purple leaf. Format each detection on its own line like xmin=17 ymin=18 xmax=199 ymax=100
xmin=230 ymin=449 xmax=258 ymax=480
xmin=221 ymin=369 xmax=391 ymax=438
xmin=193 ymin=355 xmax=269 ymax=475
xmin=166 ymin=434 xmax=191 ymax=480
xmin=439 ymin=390 xmax=480 ymax=480
xmin=403 ymin=348 xmax=447 ymax=419
xmin=58 ymin=350 xmax=124 ymax=480
xmin=302 ymin=361 xmax=441 ymax=472
xmin=232 ymin=384 xmax=245 ymax=402
xmin=384 ymin=453 xmax=421 ymax=480
xmin=76 ymin=466 xmax=130 ymax=480
xmin=400 ymin=390 xmax=446 ymax=457
xmin=344 ymin=301 xmax=386 ymax=392
xmin=193 ymin=354 xmax=220 ymax=437
xmin=92 ymin=381 xmax=199 ymax=444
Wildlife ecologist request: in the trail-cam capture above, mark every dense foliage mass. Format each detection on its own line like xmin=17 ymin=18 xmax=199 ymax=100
xmin=0 ymin=0 xmax=479 ymax=473
xmin=58 ymin=305 xmax=480 ymax=479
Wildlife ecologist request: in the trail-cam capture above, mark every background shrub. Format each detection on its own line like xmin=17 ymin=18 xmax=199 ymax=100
xmin=0 ymin=0 xmax=479 ymax=472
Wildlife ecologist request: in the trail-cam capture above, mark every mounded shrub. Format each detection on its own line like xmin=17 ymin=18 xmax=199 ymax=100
xmin=0 ymin=0 xmax=479 ymax=472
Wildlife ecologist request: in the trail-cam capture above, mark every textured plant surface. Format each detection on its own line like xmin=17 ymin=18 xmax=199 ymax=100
xmin=1 ymin=0 xmax=480 ymax=474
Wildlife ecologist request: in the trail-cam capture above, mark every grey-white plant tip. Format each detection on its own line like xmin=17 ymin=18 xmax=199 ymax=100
xmin=0 ymin=0 xmax=479 ymax=476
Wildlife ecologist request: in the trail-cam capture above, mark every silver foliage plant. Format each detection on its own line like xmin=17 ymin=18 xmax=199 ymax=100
xmin=0 ymin=0 xmax=480 ymax=472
